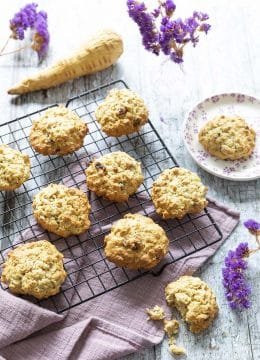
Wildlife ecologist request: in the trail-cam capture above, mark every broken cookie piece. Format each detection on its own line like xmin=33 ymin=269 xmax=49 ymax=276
xmin=146 ymin=305 xmax=165 ymax=321
xmin=164 ymin=319 xmax=180 ymax=336
xmin=165 ymin=276 xmax=218 ymax=333
xmin=169 ymin=337 xmax=186 ymax=356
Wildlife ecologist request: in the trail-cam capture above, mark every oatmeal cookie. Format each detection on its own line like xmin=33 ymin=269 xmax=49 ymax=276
xmin=30 ymin=105 xmax=88 ymax=155
xmin=86 ymin=151 xmax=143 ymax=202
xmin=104 ymin=213 xmax=169 ymax=269
xmin=0 ymin=144 xmax=30 ymax=190
xmin=151 ymin=167 xmax=208 ymax=219
xmin=95 ymin=89 xmax=149 ymax=136
xmin=198 ymin=115 xmax=256 ymax=160
xmin=33 ymin=184 xmax=91 ymax=237
xmin=165 ymin=276 xmax=218 ymax=333
xmin=1 ymin=240 xmax=67 ymax=299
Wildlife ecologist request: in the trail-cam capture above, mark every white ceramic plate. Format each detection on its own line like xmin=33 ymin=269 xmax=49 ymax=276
xmin=183 ymin=93 xmax=260 ymax=181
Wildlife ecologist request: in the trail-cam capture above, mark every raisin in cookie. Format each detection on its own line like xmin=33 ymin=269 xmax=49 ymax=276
xmin=95 ymin=89 xmax=149 ymax=136
xmin=86 ymin=151 xmax=143 ymax=202
xmin=165 ymin=276 xmax=218 ymax=333
xmin=104 ymin=213 xmax=169 ymax=269
xmin=0 ymin=144 xmax=30 ymax=190
xmin=33 ymin=184 xmax=91 ymax=237
xmin=1 ymin=240 xmax=67 ymax=299
xmin=151 ymin=167 xmax=208 ymax=219
xmin=30 ymin=105 xmax=88 ymax=155
xmin=199 ymin=115 xmax=256 ymax=160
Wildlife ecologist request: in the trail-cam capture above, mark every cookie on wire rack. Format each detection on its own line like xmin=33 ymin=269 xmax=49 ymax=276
xmin=30 ymin=105 xmax=88 ymax=156
xmin=33 ymin=184 xmax=91 ymax=237
xmin=95 ymin=89 xmax=149 ymax=136
xmin=151 ymin=167 xmax=208 ymax=219
xmin=104 ymin=213 xmax=169 ymax=269
xmin=0 ymin=144 xmax=30 ymax=190
xmin=86 ymin=151 xmax=143 ymax=202
xmin=1 ymin=240 xmax=67 ymax=300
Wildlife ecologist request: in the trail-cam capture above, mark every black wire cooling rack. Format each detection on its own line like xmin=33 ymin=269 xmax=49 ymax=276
xmin=0 ymin=80 xmax=223 ymax=313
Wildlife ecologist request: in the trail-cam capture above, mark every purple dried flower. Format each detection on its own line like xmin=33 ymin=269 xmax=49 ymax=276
xmin=127 ymin=0 xmax=210 ymax=63
xmin=193 ymin=11 xmax=209 ymax=22
xmin=9 ymin=3 xmax=38 ymax=40
xmin=162 ymin=0 xmax=176 ymax=17
xmin=32 ymin=10 xmax=50 ymax=58
xmin=244 ymin=219 xmax=260 ymax=234
xmin=151 ymin=8 xmax=160 ymax=18
xmin=222 ymin=242 xmax=251 ymax=310
xmin=127 ymin=0 xmax=159 ymax=55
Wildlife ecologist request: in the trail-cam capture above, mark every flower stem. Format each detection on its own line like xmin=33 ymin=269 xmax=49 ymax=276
xmin=0 ymin=35 xmax=11 ymax=55
xmin=0 ymin=44 xmax=31 ymax=57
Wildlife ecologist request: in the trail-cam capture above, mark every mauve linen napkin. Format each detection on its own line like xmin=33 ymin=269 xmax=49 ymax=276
xmin=0 ymin=164 xmax=240 ymax=360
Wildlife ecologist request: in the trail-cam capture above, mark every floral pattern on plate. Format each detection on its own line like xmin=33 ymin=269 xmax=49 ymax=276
xmin=183 ymin=93 xmax=260 ymax=181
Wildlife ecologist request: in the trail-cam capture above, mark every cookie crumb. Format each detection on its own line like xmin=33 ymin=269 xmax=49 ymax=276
xmin=146 ymin=305 xmax=165 ymax=321
xmin=168 ymin=336 xmax=186 ymax=356
xmin=164 ymin=319 xmax=180 ymax=336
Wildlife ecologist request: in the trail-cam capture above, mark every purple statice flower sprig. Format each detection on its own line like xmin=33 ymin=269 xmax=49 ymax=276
xmin=127 ymin=0 xmax=210 ymax=63
xmin=222 ymin=242 xmax=251 ymax=310
xmin=244 ymin=219 xmax=260 ymax=236
xmin=0 ymin=3 xmax=49 ymax=60
xmin=222 ymin=219 xmax=260 ymax=311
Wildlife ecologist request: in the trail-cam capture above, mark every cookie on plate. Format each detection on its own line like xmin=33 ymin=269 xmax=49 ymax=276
xmin=151 ymin=167 xmax=208 ymax=219
xmin=198 ymin=115 xmax=256 ymax=160
xmin=104 ymin=213 xmax=169 ymax=269
xmin=0 ymin=144 xmax=30 ymax=190
xmin=165 ymin=276 xmax=218 ymax=333
xmin=33 ymin=184 xmax=91 ymax=237
xmin=86 ymin=151 xmax=143 ymax=202
xmin=30 ymin=105 xmax=88 ymax=155
xmin=95 ymin=89 xmax=149 ymax=136
xmin=1 ymin=240 xmax=67 ymax=299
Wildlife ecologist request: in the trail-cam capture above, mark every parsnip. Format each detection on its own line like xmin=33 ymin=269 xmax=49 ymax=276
xmin=8 ymin=29 xmax=123 ymax=95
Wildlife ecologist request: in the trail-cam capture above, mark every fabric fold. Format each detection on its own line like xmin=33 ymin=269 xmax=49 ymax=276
xmin=0 ymin=167 xmax=240 ymax=360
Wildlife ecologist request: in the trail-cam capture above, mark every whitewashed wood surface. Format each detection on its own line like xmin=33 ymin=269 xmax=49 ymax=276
xmin=0 ymin=1 xmax=259 ymax=359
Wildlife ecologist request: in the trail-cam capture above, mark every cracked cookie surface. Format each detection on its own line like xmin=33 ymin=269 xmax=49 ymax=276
xmin=95 ymin=89 xmax=149 ymax=136
xmin=104 ymin=213 xmax=169 ymax=269
xmin=151 ymin=167 xmax=208 ymax=219
xmin=33 ymin=184 xmax=91 ymax=237
xmin=1 ymin=240 xmax=67 ymax=299
xmin=86 ymin=151 xmax=143 ymax=202
xmin=30 ymin=105 xmax=88 ymax=155
xmin=165 ymin=276 xmax=218 ymax=333
xmin=199 ymin=115 xmax=256 ymax=160
xmin=0 ymin=144 xmax=30 ymax=190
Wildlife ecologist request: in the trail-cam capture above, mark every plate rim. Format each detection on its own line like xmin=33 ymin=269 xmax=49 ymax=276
xmin=182 ymin=91 xmax=260 ymax=182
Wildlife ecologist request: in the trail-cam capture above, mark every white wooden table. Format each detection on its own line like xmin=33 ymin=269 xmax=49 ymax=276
xmin=0 ymin=1 xmax=259 ymax=359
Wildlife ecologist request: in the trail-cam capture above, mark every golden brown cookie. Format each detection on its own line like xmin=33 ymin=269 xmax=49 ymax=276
xmin=1 ymin=240 xmax=67 ymax=299
xmin=151 ymin=167 xmax=208 ymax=219
xmin=104 ymin=213 xmax=169 ymax=269
xmin=86 ymin=151 xmax=143 ymax=202
xmin=95 ymin=89 xmax=149 ymax=136
xmin=165 ymin=276 xmax=218 ymax=333
xmin=198 ymin=115 xmax=256 ymax=160
xmin=33 ymin=184 xmax=91 ymax=237
xmin=30 ymin=105 xmax=88 ymax=155
xmin=0 ymin=144 xmax=30 ymax=190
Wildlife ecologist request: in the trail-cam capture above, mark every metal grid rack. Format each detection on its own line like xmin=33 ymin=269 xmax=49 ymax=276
xmin=0 ymin=80 xmax=223 ymax=313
